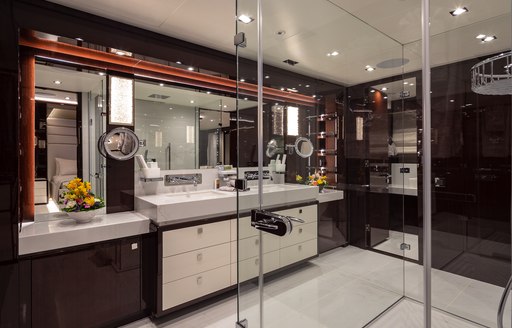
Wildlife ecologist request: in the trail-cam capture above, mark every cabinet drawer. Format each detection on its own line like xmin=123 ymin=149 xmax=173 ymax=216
xmin=163 ymin=243 xmax=230 ymax=283
xmin=276 ymin=205 xmax=317 ymax=224
xmin=231 ymin=216 xmax=258 ymax=241
xmin=280 ymin=222 xmax=317 ymax=248
xmin=163 ymin=220 xmax=231 ymax=257
xmin=233 ymin=250 xmax=280 ymax=284
xmin=34 ymin=188 xmax=47 ymax=197
xmin=279 ymin=239 xmax=317 ymax=268
xmin=230 ymin=233 xmax=280 ymax=263
xmin=34 ymin=181 xmax=47 ymax=190
xmin=162 ymin=265 xmax=231 ymax=310
xmin=34 ymin=195 xmax=47 ymax=204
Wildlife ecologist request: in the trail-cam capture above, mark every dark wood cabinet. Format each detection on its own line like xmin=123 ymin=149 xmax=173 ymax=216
xmin=318 ymin=199 xmax=348 ymax=253
xmin=29 ymin=237 xmax=145 ymax=328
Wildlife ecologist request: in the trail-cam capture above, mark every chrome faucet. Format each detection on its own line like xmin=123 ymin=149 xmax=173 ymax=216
xmin=164 ymin=173 xmax=202 ymax=186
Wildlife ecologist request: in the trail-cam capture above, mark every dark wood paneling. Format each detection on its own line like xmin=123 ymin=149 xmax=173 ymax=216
xmin=0 ymin=263 xmax=19 ymax=328
xmin=31 ymin=237 xmax=143 ymax=328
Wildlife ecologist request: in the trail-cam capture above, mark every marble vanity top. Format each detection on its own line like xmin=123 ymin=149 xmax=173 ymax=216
xmin=19 ymin=211 xmax=151 ymax=255
xmin=136 ymin=183 xmax=328 ymax=225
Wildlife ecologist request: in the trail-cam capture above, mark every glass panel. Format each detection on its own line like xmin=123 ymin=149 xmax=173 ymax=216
xmin=429 ymin=0 xmax=512 ymax=327
xmin=236 ymin=0 xmax=413 ymax=327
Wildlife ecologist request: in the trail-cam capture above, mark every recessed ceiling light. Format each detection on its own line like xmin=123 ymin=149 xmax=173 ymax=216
xmin=450 ymin=7 xmax=468 ymax=16
xmin=450 ymin=99 xmax=455 ymax=103
xmin=476 ymin=34 xmax=486 ymax=39
xmin=280 ymin=87 xmax=285 ymax=91
xmin=237 ymin=14 xmax=254 ymax=24
xmin=53 ymin=80 xmax=62 ymax=85
xmin=223 ymin=105 xmax=227 ymax=108
xmin=312 ymin=95 xmax=316 ymax=98
xmin=190 ymin=100 xmax=195 ymax=104
xmin=240 ymin=78 xmax=245 ymax=82
xmin=159 ymin=83 xmax=164 ymax=87
xmin=384 ymin=96 xmax=388 ymax=99
xmin=265 ymin=75 xmax=270 ymax=79
xmin=370 ymin=89 xmax=375 ymax=93
xmin=187 ymin=67 xmax=194 ymax=71
xmin=110 ymin=48 xmax=132 ymax=57
xmin=403 ymin=81 xmax=409 ymax=85
xmin=98 ymin=72 xmax=105 ymax=76
xmin=176 ymin=61 xmax=182 ymax=65
xmin=381 ymin=87 xmax=388 ymax=91
xmin=305 ymin=84 xmax=310 ymax=88
xmin=327 ymin=51 xmax=339 ymax=57
xmin=210 ymin=119 xmax=214 ymax=122
xmin=244 ymin=97 xmax=248 ymax=100
xmin=65 ymin=96 xmax=70 ymax=100
xmin=409 ymin=83 xmax=414 ymax=86
xmin=275 ymin=103 xmax=279 ymax=106
xmin=206 ymin=91 xmax=211 ymax=94
xmin=75 ymin=37 xmax=84 ymax=42
xmin=365 ymin=65 xmax=375 ymax=72
xmin=482 ymin=35 xmax=497 ymax=42
xmin=169 ymin=107 xmax=173 ymax=110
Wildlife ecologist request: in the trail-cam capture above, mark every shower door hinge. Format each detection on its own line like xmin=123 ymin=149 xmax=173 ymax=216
xmin=236 ymin=319 xmax=248 ymax=328
xmin=400 ymin=243 xmax=411 ymax=251
xmin=234 ymin=32 xmax=247 ymax=48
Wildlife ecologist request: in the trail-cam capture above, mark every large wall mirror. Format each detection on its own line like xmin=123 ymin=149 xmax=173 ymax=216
xmin=34 ymin=60 xmax=107 ymax=215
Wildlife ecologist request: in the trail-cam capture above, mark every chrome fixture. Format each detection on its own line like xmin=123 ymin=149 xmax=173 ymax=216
xmin=164 ymin=173 xmax=202 ymax=186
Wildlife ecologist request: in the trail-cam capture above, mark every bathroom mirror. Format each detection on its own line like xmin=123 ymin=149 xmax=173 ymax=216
xmin=98 ymin=127 xmax=140 ymax=161
xmin=295 ymin=137 xmax=314 ymax=158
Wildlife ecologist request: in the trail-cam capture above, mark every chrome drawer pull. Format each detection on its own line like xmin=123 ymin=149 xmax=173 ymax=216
xmin=197 ymin=253 xmax=203 ymax=261
xmin=197 ymin=227 xmax=203 ymax=234
xmin=197 ymin=276 xmax=203 ymax=285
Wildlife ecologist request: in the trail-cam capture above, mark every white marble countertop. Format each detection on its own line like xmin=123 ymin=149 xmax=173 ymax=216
xmin=19 ymin=211 xmax=151 ymax=255
xmin=317 ymin=189 xmax=344 ymax=203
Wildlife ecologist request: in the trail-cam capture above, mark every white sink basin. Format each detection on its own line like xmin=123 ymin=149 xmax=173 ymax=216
xmin=164 ymin=190 xmax=229 ymax=201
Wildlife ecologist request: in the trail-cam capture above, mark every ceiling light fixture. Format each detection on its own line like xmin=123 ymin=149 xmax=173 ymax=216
xmin=365 ymin=65 xmax=375 ymax=72
xmin=237 ymin=14 xmax=254 ymax=24
xmin=110 ymin=48 xmax=133 ymax=57
xmin=265 ymin=75 xmax=270 ymax=79
xmin=381 ymin=87 xmax=388 ymax=91
xmin=65 ymin=96 xmax=70 ymax=100
xmin=75 ymin=37 xmax=84 ymax=42
xmin=98 ymin=72 xmax=105 ymax=76
xmin=190 ymin=100 xmax=195 ymax=104
xmin=450 ymin=7 xmax=468 ymax=16
xmin=305 ymin=84 xmax=310 ymax=88
xmin=53 ymin=80 xmax=62 ymax=85
xmin=240 ymin=78 xmax=245 ymax=82
xmin=327 ymin=51 xmax=339 ymax=57
xmin=187 ymin=67 xmax=195 ymax=71
xmin=483 ymin=35 xmax=497 ymax=42
xmin=450 ymin=99 xmax=455 ymax=103
xmin=159 ymin=83 xmax=164 ymax=87
xmin=280 ymin=87 xmax=285 ymax=91
xmin=206 ymin=91 xmax=211 ymax=94
xmin=476 ymin=34 xmax=486 ymax=39
xmin=409 ymin=83 xmax=414 ymax=86
xmin=370 ymin=89 xmax=375 ymax=93
xmin=176 ymin=61 xmax=182 ymax=65
xmin=403 ymin=81 xmax=409 ymax=85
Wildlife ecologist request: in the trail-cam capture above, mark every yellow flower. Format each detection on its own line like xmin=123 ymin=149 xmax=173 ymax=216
xmin=85 ymin=196 xmax=95 ymax=206
xmin=85 ymin=182 xmax=92 ymax=191
xmin=296 ymin=175 xmax=303 ymax=182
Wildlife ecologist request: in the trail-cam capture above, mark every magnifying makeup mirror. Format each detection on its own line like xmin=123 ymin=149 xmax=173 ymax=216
xmin=98 ymin=127 xmax=140 ymax=161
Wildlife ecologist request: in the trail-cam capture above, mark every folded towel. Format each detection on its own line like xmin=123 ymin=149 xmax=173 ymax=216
xmin=218 ymin=186 xmax=235 ymax=192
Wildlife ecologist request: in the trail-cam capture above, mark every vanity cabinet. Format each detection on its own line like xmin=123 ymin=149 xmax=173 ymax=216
xmin=161 ymin=220 xmax=232 ymax=311
xmin=158 ymin=203 xmax=318 ymax=314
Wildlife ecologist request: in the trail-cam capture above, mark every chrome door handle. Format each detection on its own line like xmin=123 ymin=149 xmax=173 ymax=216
xmin=251 ymin=209 xmax=303 ymax=236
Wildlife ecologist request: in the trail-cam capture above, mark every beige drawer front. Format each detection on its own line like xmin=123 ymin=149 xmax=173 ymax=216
xmin=163 ymin=220 xmax=231 ymax=257
xmin=34 ymin=195 xmax=47 ymax=204
xmin=236 ymin=251 xmax=280 ymax=283
xmin=230 ymin=234 xmax=280 ymax=263
xmin=280 ymin=239 xmax=317 ymax=268
xmin=34 ymin=188 xmax=47 ymax=197
xmin=231 ymin=216 xmax=258 ymax=241
xmin=280 ymin=222 xmax=317 ymax=248
xmin=162 ymin=265 xmax=231 ymax=310
xmin=163 ymin=243 xmax=230 ymax=283
xmin=34 ymin=181 xmax=47 ymax=190
xmin=276 ymin=205 xmax=317 ymax=224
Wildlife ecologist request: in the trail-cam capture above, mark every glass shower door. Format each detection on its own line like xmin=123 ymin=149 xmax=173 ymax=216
xmin=235 ymin=0 xmax=409 ymax=327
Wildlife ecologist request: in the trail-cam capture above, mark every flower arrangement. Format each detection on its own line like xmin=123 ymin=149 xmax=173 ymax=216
xmin=296 ymin=172 xmax=328 ymax=191
xmin=61 ymin=177 xmax=105 ymax=212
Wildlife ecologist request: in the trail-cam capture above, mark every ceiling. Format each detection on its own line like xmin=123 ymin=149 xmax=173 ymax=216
xmin=47 ymin=0 xmax=511 ymax=86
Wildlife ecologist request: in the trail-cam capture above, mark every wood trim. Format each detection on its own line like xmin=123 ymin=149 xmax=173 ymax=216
xmin=20 ymin=53 xmax=35 ymax=221
xmin=20 ymin=33 xmax=316 ymax=107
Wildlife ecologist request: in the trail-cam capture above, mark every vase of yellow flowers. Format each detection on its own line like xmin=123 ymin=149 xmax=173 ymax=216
xmin=296 ymin=172 xmax=328 ymax=192
xmin=61 ymin=177 xmax=105 ymax=223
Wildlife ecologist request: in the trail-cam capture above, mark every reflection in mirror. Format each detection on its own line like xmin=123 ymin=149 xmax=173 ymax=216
xmin=133 ymin=80 xmax=257 ymax=169
xmin=265 ymin=139 xmax=280 ymax=158
xmin=33 ymin=61 xmax=107 ymax=216
xmin=295 ymin=137 xmax=314 ymax=158
xmin=98 ymin=128 xmax=140 ymax=161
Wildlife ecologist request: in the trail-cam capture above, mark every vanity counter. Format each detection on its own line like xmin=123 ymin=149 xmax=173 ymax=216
xmin=19 ymin=211 xmax=151 ymax=255
xmin=136 ymin=183 xmax=321 ymax=226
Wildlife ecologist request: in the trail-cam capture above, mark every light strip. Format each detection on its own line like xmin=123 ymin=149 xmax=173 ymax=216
xmin=287 ymin=106 xmax=299 ymax=136
xmin=34 ymin=96 xmax=78 ymax=105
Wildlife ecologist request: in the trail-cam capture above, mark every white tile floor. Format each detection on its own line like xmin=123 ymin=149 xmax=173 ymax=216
xmin=373 ymin=230 xmax=419 ymax=260
xmin=121 ymin=246 xmax=509 ymax=328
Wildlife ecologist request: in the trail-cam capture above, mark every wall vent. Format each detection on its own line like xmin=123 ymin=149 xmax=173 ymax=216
xmin=148 ymin=94 xmax=170 ymax=99
xmin=283 ymin=59 xmax=299 ymax=66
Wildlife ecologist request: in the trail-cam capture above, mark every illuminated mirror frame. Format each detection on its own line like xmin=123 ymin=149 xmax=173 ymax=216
xmin=109 ymin=75 xmax=134 ymax=126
